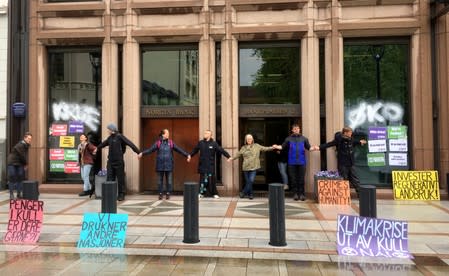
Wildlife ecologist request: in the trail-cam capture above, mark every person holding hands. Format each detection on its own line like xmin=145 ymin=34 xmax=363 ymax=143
xmin=228 ymin=134 xmax=277 ymax=200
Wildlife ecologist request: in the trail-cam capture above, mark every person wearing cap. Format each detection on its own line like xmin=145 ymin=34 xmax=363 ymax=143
xmin=95 ymin=123 xmax=141 ymax=201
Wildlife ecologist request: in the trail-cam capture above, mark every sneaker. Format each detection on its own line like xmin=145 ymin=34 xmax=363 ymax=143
xmin=293 ymin=194 xmax=299 ymax=201
xmin=249 ymin=194 xmax=254 ymax=200
xmin=239 ymin=192 xmax=245 ymax=198
xmin=166 ymin=193 xmax=170 ymax=200
xmin=299 ymin=194 xmax=306 ymax=201
xmin=213 ymin=195 xmax=220 ymax=199
xmin=159 ymin=193 xmax=163 ymax=200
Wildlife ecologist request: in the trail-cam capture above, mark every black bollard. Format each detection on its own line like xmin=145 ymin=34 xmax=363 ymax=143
xmin=22 ymin=180 xmax=39 ymax=200
xmin=268 ymin=183 xmax=287 ymax=246
xmin=359 ymin=185 xmax=377 ymax=218
xmin=101 ymin=181 xmax=117 ymax=213
xmin=183 ymin=182 xmax=200 ymax=244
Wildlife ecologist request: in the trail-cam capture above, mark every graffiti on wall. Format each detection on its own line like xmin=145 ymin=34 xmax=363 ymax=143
xmin=346 ymin=101 xmax=404 ymax=130
xmin=52 ymin=101 xmax=100 ymax=131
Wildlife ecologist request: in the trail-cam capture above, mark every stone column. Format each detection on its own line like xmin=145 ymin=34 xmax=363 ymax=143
xmin=198 ymin=38 xmax=216 ymax=135
xmin=301 ymin=30 xmax=321 ymax=195
xmin=122 ymin=38 xmax=141 ymax=193
xmin=410 ymin=1 xmax=433 ymax=170
xmin=101 ymin=40 xmax=119 ymax=166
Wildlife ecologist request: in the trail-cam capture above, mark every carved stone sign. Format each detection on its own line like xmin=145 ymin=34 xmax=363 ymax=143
xmin=239 ymin=104 xmax=301 ymax=117
xmin=141 ymin=106 xmax=199 ymax=118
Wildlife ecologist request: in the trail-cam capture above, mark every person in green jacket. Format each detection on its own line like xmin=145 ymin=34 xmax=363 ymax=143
xmin=228 ymin=134 xmax=277 ymax=199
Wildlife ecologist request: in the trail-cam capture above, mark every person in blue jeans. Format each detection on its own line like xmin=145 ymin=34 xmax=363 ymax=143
xmin=228 ymin=134 xmax=276 ymax=199
xmin=139 ymin=129 xmax=190 ymax=200
xmin=7 ymin=132 xmax=32 ymax=199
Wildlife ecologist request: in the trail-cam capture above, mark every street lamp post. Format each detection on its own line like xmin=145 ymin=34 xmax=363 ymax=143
xmin=370 ymin=45 xmax=385 ymax=100
xmin=89 ymin=52 xmax=101 ymax=107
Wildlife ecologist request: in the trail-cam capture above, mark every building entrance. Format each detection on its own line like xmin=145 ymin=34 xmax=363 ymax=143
xmin=141 ymin=118 xmax=199 ymax=193
xmin=239 ymin=118 xmax=294 ymax=191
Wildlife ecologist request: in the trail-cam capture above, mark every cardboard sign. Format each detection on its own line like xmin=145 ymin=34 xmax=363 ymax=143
xmin=49 ymin=149 xmax=64 ymax=161
xmin=337 ymin=214 xmax=411 ymax=259
xmin=59 ymin=136 xmax=75 ymax=148
xmin=393 ymin=171 xmax=439 ymax=200
xmin=77 ymin=213 xmax=128 ymax=248
xmin=317 ymin=179 xmax=351 ymax=205
xmin=51 ymin=124 xmax=68 ymax=136
xmin=3 ymin=199 xmax=44 ymax=244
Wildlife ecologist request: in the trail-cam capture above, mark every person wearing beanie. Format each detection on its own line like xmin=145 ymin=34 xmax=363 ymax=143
xmin=96 ymin=123 xmax=140 ymax=201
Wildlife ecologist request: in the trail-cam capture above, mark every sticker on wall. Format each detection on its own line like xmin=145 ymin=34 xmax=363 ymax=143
xmin=388 ymin=126 xmax=407 ymax=139
xmin=69 ymin=120 xmax=84 ymax=134
xmin=392 ymin=171 xmax=439 ymax=200
xmin=51 ymin=124 xmax=68 ymax=136
xmin=368 ymin=140 xmax=387 ymax=153
xmin=64 ymin=162 xmax=80 ymax=174
xmin=49 ymin=161 xmax=65 ymax=172
xmin=49 ymin=149 xmax=64 ymax=161
xmin=368 ymin=127 xmax=387 ymax=140
xmin=367 ymin=153 xmax=386 ymax=167
xmin=388 ymin=153 xmax=408 ymax=167
xmin=59 ymin=136 xmax=75 ymax=148
xmin=389 ymin=139 xmax=408 ymax=152
xmin=64 ymin=149 xmax=78 ymax=161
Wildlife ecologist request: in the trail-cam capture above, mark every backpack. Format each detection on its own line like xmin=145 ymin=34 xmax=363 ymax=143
xmin=156 ymin=139 xmax=174 ymax=150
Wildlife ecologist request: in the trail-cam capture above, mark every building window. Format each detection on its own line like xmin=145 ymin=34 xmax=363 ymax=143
xmin=343 ymin=38 xmax=410 ymax=187
xmin=239 ymin=42 xmax=300 ymax=104
xmin=47 ymin=49 xmax=102 ymax=182
xmin=141 ymin=45 xmax=199 ymax=106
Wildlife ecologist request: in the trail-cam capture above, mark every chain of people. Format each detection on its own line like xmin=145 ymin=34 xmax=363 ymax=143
xmin=6 ymin=124 xmax=366 ymax=202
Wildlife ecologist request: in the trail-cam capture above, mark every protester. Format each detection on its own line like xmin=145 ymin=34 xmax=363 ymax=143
xmin=314 ymin=126 xmax=367 ymax=196
xmin=275 ymin=144 xmax=289 ymax=190
xmin=138 ymin=129 xmax=190 ymax=200
xmin=95 ymin=123 xmax=140 ymax=201
xmin=77 ymin=133 xmax=97 ymax=197
xmin=228 ymin=134 xmax=276 ymax=199
xmin=275 ymin=124 xmax=312 ymax=201
xmin=188 ymin=130 xmax=231 ymax=199
xmin=7 ymin=132 xmax=32 ymax=199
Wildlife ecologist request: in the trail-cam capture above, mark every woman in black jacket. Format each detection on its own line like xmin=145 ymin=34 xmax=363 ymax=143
xmin=189 ymin=130 xmax=231 ymax=198
xmin=138 ymin=129 xmax=190 ymax=200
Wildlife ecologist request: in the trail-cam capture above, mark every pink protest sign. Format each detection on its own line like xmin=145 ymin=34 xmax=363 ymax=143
xmin=3 ymin=199 xmax=44 ymax=244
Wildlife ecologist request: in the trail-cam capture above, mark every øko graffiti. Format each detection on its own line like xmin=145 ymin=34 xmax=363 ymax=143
xmin=346 ymin=101 xmax=404 ymax=129
xmin=52 ymin=101 xmax=100 ymax=131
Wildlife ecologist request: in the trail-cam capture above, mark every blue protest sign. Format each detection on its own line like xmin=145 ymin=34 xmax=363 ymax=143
xmin=77 ymin=213 xmax=128 ymax=248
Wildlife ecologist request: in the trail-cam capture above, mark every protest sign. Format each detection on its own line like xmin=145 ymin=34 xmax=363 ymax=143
xmin=368 ymin=127 xmax=387 ymax=140
xmin=389 ymin=139 xmax=408 ymax=152
xmin=49 ymin=160 xmax=65 ymax=172
xmin=64 ymin=162 xmax=80 ymax=174
xmin=68 ymin=121 xmax=84 ymax=134
xmin=317 ymin=179 xmax=350 ymax=205
xmin=77 ymin=213 xmax=128 ymax=248
xmin=64 ymin=149 xmax=78 ymax=161
xmin=3 ymin=199 xmax=44 ymax=244
xmin=51 ymin=124 xmax=67 ymax=136
xmin=49 ymin=149 xmax=64 ymax=160
xmin=368 ymin=140 xmax=387 ymax=153
xmin=337 ymin=214 xmax=412 ymax=259
xmin=389 ymin=153 xmax=408 ymax=166
xmin=392 ymin=171 xmax=439 ymax=200
xmin=388 ymin=126 xmax=407 ymax=139
xmin=367 ymin=153 xmax=386 ymax=167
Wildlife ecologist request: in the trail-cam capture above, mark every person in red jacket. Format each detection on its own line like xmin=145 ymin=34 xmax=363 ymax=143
xmin=7 ymin=132 xmax=32 ymax=199
xmin=78 ymin=133 xmax=97 ymax=197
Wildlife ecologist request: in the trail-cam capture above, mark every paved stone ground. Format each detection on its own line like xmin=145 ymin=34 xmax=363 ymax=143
xmin=0 ymin=191 xmax=449 ymax=275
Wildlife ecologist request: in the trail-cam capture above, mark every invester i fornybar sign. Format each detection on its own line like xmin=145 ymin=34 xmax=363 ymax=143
xmin=77 ymin=213 xmax=128 ymax=248
xmin=3 ymin=199 xmax=44 ymax=244
xmin=337 ymin=214 xmax=412 ymax=259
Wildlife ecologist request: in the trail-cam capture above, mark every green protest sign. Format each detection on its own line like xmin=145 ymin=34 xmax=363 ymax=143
xmin=367 ymin=153 xmax=386 ymax=167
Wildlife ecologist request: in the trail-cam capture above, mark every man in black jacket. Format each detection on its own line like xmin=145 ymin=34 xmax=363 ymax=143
xmin=189 ymin=130 xmax=231 ymax=198
xmin=317 ymin=126 xmax=367 ymax=195
xmin=96 ymin=123 xmax=140 ymax=201
xmin=7 ymin=132 xmax=32 ymax=199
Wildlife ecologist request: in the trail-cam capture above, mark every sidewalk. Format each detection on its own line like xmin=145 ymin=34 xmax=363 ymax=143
xmin=1 ymin=191 xmax=449 ymax=274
